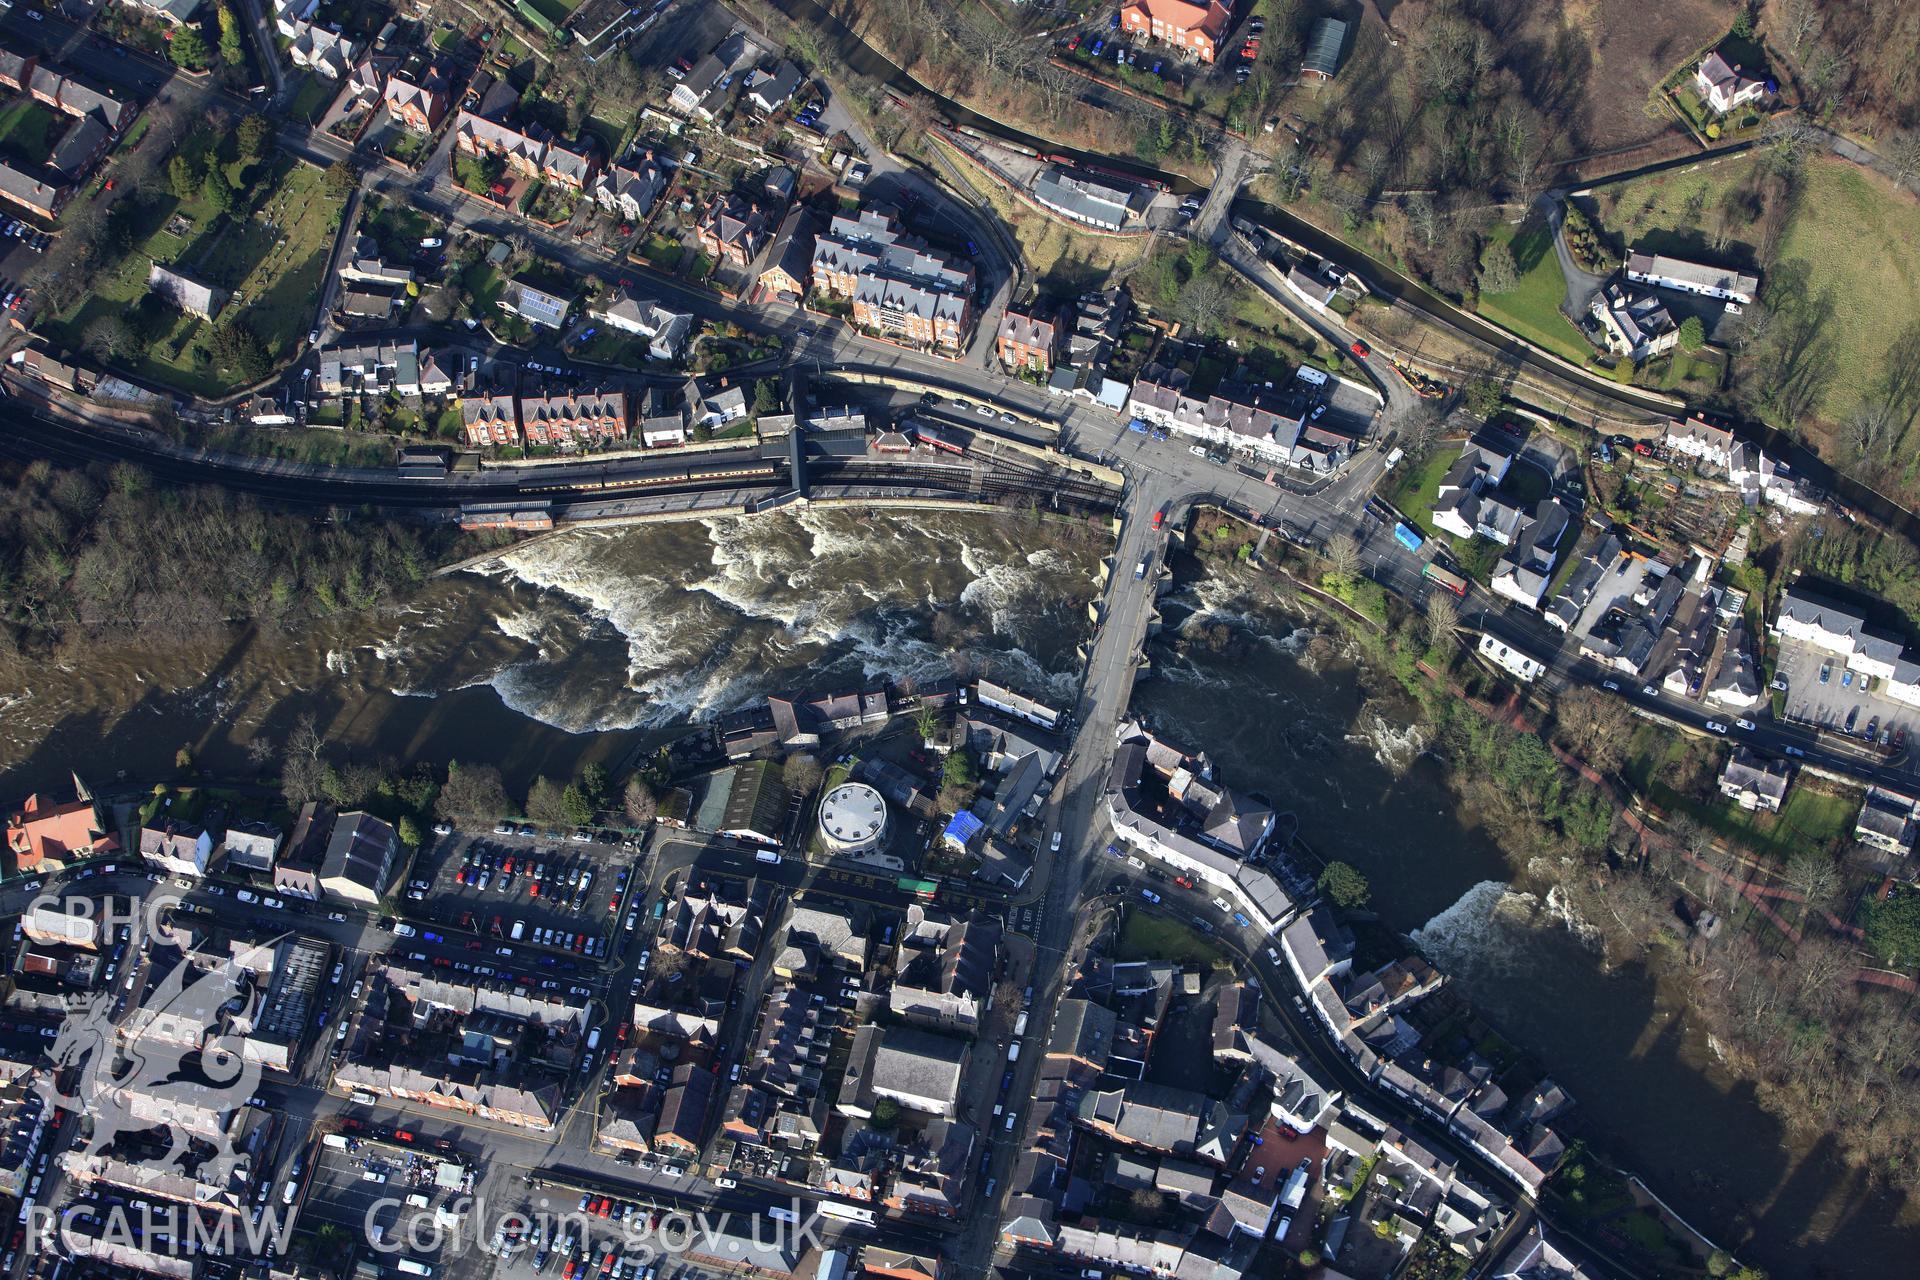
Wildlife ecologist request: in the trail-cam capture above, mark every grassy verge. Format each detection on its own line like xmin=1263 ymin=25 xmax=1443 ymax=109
xmin=0 ymin=98 xmax=58 ymax=163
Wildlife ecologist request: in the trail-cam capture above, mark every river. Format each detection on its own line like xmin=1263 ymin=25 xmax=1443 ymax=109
xmin=0 ymin=509 xmax=1101 ymax=796
xmin=1134 ymin=553 xmax=1920 ymax=1278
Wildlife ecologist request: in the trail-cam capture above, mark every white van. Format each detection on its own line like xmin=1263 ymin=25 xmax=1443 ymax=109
xmin=510 ymin=920 xmax=525 ymax=941
xmin=1007 ymin=1042 xmax=1021 ymax=1063
xmin=755 ymin=850 xmax=783 ymax=865
xmin=587 ymin=1028 xmax=602 ymax=1051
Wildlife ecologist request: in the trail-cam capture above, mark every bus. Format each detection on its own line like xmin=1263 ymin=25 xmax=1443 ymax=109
xmin=1422 ymin=562 xmax=1469 ymax=598
xmin=897 ymin=877 xmax=938 ymax=900
xmin=817 ymin=1202 xmax=877 ymax=1226
xmin=1392 ymin=522 xmax=1424 ymax=552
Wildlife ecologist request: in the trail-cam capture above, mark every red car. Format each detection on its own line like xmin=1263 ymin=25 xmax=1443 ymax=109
xmin=1150 ymin=509 xmax=1164 ymax=529
xmin=1349 ymin=339 xmax=1371 ymax=357
xmin=529 ymin=882 xmax=540 ymax=899
xmin=1173 ymin=875 xmax=1194 ymax=889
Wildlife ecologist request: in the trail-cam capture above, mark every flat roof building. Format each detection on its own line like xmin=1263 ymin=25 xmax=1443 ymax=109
xmin=818 ymin=781 xmax=888 ymax=855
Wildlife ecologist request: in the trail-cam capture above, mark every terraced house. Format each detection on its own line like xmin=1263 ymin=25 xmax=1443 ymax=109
xmin=453 ymin=110 xmax=601 ymax=190
xmin=462 ymin=394 xmax=521 ymax=448
xmin=854 ymin=278 xmax=971 ymax=353
xmin=518 ymin=389 xmax=629 ymax=450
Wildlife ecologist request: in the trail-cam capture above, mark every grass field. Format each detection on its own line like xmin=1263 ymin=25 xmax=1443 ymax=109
xmin=1118 ymin=911 xmax=1231 ymax=970
xmin=935 ymin=139 xmax=1152 ymax=295
xmin=1474 ymin=223 xmax=1591 ymax=364
xmin=1589 ymin=154 xmax=1920 ymax=425
xmin=0 ymin=98 xmax=59 ymax=165
xmin=44 ymin=157 xmax=338 ymax=397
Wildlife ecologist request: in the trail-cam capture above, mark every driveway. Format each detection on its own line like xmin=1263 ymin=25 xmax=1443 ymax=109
xmin=1546 ymin=200 xmax=1606 ymax=319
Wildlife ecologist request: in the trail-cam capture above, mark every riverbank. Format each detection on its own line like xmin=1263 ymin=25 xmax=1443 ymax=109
xmin=1141 ymin=515 xmax=1920 ymax=1278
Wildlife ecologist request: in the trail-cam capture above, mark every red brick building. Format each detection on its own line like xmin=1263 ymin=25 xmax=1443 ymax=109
xmin=1121 ymin=0 xmax=1231 ymax=64
xmin=996 ymin=308 xmax=1058 ymax=372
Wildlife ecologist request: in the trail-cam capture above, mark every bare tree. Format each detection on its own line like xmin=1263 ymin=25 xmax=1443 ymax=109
xmin=1356 ymin=141 xmax=1393 ymax=196
xmin=84 ymin=316 xmax=133 ymax=362
xmin=1553 ymin=688 xmax=1630 ymax=774
xmin=1777 ymin=0 xmax=1823 ymax=59
xmin=1424 ymin=592 xmax=1460 ymax=650
xmin=1325 ymin=533 xmax=1360 ymax=583
xmin=1404 ymin=193 xmax=1440 ymax=249
xmin=1839 ymin=398 xmax=1900 ymax=464
xmin=280 ymin=713 xmax=328 ymax=806
xmin=1763 ymin=113 xmax=1825 ymax=172
xmin=1177 ymin=272 xmax=1233 ymax=338
xmin=622 ymin=775 xmax=657 ymax=827
xmin=1401 ymin=400 xmax=1445 ymax=460
xmin=1784 ymin=847 xmax=1841 ymax=913
xmin=782 ymin=752 xmax=825 ymax=798
xmin=1324 ymin=182 xmax=1370 ymax=226
xmin=1887 ymin=131 xmax=1920 ymax=191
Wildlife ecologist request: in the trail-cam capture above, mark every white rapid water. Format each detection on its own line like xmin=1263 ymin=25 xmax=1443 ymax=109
xmin=433 ymin=511 xmax=1097 ymax=734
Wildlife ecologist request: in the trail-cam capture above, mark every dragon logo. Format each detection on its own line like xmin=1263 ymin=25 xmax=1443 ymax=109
xmin=34 ymin=918 xmax=277 ymax=1188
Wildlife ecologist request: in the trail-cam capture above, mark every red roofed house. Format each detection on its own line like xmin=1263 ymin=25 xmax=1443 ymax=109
xmin=1121 ymin=0 xmax=1231 ymax=64
xmin=996 ymin=308 xmax=1058 ymax=373
xmin=7 ymin=787 xmax=117 ymax=874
